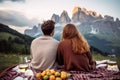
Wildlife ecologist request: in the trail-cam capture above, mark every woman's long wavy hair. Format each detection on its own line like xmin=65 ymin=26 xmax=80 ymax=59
xmin=62 ymin=24 xmax=90 ymax=54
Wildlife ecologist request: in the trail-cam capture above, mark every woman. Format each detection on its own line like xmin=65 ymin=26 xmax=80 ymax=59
xmin=57 ymin=24 xmax=96 ymax=72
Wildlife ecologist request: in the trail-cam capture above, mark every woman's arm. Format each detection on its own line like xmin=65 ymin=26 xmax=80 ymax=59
xmin=86 ymin=52 xmax=96 ymax=70
xmin=56 ymin=43 xmax=64 ymax=65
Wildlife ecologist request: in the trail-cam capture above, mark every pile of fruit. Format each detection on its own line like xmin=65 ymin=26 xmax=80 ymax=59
xmin=35 ymin=69 xmax=71 ymax=80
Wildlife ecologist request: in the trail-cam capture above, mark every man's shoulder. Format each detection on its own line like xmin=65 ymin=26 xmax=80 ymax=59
xmin=51 ymin=38 xmax=59 ymax=44
xmin=32 ymin=37 xmax=59 ymax=44
xmin=31 ymin=37 xmax=42 ymax=43
xmin=52 ymin=38 xmax=59 ymax=42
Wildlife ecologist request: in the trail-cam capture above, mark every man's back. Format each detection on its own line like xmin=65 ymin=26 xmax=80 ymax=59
xmin=30 ymin=36 xmax=59 ymax=70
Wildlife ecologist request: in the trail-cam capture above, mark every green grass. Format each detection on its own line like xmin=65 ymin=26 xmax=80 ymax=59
xmin=0 ymin=32 xmax=17 ymax=40
xmin=0 ymin=54 xmax=30 ymax=73
xmin=93 ymin=54 xmax=120 ymax=69
xmin=93 ymin=54 xmax=110 ymax=60
xmin=0 ymin=32 xmax=25 ymax=52
xmin=0 ymin=54 xmax=120 ymax=73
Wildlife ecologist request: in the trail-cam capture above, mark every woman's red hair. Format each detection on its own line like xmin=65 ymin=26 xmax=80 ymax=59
xmin=62 ymin=24 xmax=90 ymax=54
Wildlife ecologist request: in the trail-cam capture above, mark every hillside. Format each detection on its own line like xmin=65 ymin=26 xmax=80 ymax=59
xmin=0 ymin=23 xmax=34 ymax=54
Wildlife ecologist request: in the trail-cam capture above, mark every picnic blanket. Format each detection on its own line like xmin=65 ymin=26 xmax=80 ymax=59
xmin=69 ymin=67 xmax=120 ymax=80
xmin=0 ymin=61 xmax=120 ymax=80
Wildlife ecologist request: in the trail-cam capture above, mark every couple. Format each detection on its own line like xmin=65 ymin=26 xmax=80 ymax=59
xmin=30 ymin=20 xmax=96 ymax=72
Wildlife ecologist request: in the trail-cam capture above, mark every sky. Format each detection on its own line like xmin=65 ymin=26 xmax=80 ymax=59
xmin=0 ymin=0 xmax=120 ymax=33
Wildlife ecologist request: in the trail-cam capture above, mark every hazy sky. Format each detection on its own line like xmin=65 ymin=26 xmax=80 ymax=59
xmin=0 ymin=0 xmax=120 ymax=21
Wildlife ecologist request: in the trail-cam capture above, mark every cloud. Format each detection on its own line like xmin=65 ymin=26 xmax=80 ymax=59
xmin=0 ymin=0 xmax=25 ymax=3
xmin=0 ymin=9 xmax=39 ymax=27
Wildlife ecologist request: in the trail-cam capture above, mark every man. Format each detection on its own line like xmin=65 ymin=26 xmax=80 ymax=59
xmin=30 ymin=20 xmax=59 ymax=71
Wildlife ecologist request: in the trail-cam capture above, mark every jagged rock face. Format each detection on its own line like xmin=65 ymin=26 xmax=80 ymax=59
xmin=104 ymin=15 xmax=114 ymax=21
xmin=72 ymin=7 xmax=92 ymax=23
xmin=116 ymin=18 xmax=120 ymax=22
xmin=72 ymin=7 xmax=102 ymax=23
xmin=51 ymin=14 xmax=60 ymax=23
xmin=59 ymin=10 xmax=71 ymax=23
xmin=72 ymin=7 xmax=81 ymax=22
xmin=24 ymin=25 xmax=42 ymax=37
xmin=92 ymin=20 xmax=114 ymax=35
xmin=76 ymin=17 xmax=120 ymax=38
xmin=115 ymin=18 xmax=120 ymax=28
xmin=77 ymin=22 xmax=91 ymax=34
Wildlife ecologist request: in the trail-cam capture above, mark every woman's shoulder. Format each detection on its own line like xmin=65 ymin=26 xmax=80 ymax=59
xmin=60 ymin=40 xmax=70 ymax=44
xmin=59 ymin=40 xmax=71 ymax=47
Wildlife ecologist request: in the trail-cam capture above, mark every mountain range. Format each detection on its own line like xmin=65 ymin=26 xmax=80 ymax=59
xmin=24 ymin=6 xmax=120 ymax=56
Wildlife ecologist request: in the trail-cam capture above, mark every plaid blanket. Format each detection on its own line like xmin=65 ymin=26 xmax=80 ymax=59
xmin=69 ymin=67 xmax=120 ymax=80
xmin=0 ymin=65 xmax=120 ymax=80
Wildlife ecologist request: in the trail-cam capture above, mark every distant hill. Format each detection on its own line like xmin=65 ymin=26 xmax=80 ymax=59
xmin=0 ymin=23 xmax=34 ymax=54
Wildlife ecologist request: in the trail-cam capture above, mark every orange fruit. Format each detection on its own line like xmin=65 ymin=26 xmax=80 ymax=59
xmin=35 ymin=72 xmax=41 ymax=79
xmin=50 ymin=69 xmax=56 ymax=75
xmin=45 ymin=68 xmax=50 ymax=72
xmin=60 ymin=71 xmax=67 ymax=79
xmin=55 ymin=77 xmax=62 ymax=80
xmin=41 ymin=71 xmax=46 ymax=77
xmin=49 ymin=75 xmax=55 ymax=80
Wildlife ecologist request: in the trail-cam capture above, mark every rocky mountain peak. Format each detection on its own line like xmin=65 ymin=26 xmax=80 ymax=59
xmin=33 ymin=25 xmax=37 ymax=30
xmin=51 ymin=6 xmax=118 ymax=24
xmin=51 ymin=14 xmax=59 ymax=23
xmin=116 ymin=18 xmax=120 ymax=22
xmin=62 ymin=10 xmax=67 ymax=14
xmin=104 ymin=15 xmax=114 ymax=21
xmin=81 ymin=8 xmax=88 ymax=14
xmin=72 ymin=6 xmax=103 ymax=23
xmin=24 ymin=25 xmax=40 ymax=37
xmin=72 ymin=6 xmax=81 ymax=15
xmin=59 ymin=10 xmax=71 ymax=23
xmin=115 ymin=18 xmax=120 ymax=28
xmin=89 ymin=10 xmax=97 ymax=16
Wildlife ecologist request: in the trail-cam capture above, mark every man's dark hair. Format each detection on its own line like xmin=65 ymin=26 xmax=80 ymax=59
xmin=41 ymin=20 xmax=55 ymax=35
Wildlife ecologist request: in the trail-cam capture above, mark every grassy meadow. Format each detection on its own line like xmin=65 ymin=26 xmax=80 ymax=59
xmin=0 ymin=53 xmax=120 ymax=73
xmin=0 ymin=54 xmax=30 ymax=73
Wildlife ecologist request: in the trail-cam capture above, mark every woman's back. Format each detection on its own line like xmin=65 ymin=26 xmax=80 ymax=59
xmin=57 ymin=23 xmax=96 ymax=72
xmin=57 ymin=40 xmax=94 ymax=72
